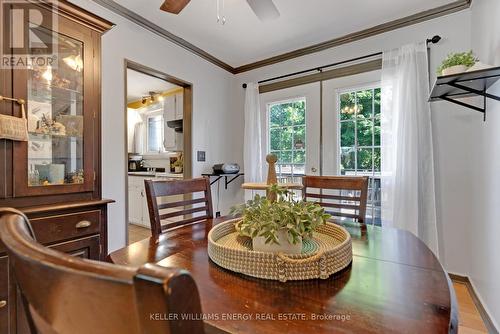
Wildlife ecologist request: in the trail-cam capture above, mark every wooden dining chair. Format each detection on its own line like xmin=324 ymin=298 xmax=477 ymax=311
xmin=302 ymin=175 xmax=369 ymax=226
xmin=0 ymin=207 xmax=205 ymax=334
xmin=144 ymin=177 xmax=213 ymax=237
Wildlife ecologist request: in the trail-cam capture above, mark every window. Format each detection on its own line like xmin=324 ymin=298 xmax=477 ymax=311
xmin=268 ymin=98 xmax=306 ymax=178
xmin=147 ymin=113 xmax=164 ymax=153
xmin=338 ymin=87 xmax=381 ymax=225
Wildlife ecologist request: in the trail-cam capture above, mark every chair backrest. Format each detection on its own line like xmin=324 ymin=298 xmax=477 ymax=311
xmin=302 ymin=176 xmax=369 ymax=224
xmin=144 ymin=177 xmax=213 ymax=237
xmin=0 ymin=208 xmax=205 ymax=334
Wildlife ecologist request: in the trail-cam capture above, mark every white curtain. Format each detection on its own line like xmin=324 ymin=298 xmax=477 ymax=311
xmin=381 ymin=42 xmax=439 ymax=255
xmin=244 ymin=83 xmax=264 ymax=199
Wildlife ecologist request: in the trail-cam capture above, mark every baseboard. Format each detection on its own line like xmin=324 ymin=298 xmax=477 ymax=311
xmin=449 ymin=273 xmax=499 ymax=334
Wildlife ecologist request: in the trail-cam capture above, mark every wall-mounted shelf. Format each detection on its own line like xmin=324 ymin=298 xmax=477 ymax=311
xmin=429 ymin=66 xmax=500 ymax=121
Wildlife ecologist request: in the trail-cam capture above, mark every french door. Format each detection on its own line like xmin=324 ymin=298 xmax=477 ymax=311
xmin=258 ymin=70 xmax=382 ymax=225
xmin=259 ymin=82 xmax=321 ymax=181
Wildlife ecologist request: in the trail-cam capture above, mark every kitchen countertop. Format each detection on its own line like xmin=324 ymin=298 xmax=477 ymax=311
xmin=128 ymin=171 xmax=184 ymax=178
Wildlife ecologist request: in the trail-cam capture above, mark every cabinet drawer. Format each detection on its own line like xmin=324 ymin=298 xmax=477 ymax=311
xmin=50 ymin=235 xmax=101 ymax=260
xmin=30 ymin=210 xmax=101 ymax=245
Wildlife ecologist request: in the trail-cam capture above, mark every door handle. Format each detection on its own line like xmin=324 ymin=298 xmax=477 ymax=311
xmin=311 ymin=167 xmax=317 ymax=173
xmin=0 ymin=300 xmax=7 ymax=308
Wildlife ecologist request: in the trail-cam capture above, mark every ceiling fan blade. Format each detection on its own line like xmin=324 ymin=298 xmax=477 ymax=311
xmin=246 ymin=0 xmax=280 ymax=21
xmin=160 ymin=0 xmax=191 ymax=14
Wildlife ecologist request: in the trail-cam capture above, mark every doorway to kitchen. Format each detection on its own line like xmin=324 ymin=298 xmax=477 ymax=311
xmin=124 ymin=60 xmax=193 ymax=244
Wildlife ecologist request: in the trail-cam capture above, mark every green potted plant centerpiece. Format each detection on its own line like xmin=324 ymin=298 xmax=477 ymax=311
xmin=437 ymin=50 xmax=478 ymax=76
xmin=230 ymin=184 xmax=331 ymax=254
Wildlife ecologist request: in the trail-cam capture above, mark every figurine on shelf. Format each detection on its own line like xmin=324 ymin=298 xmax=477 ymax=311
xmin=72 ymin=169 xmax=84 ymax=184
xmin=66 ymin=169 xmax=84 ymax=184
xmin=52 ymin=121 xmax=66 ymax=136
xmin=35 ymin=114 xmax=53 ymax=134
xmin=34 ymin=113 xmax=66 ymax=136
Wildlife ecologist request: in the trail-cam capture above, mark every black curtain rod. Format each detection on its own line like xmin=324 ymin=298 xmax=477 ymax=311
xmin=242 ymin=35 xmax=441 ymax=88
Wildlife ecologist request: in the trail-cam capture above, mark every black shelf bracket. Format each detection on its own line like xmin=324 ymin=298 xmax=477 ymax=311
xmin=439 ymin=94 xmax=486 ymax=121
xmin=203 ymin=173 xmax=244 ymax=189
xmin=442 ymin=82 xmax=500 ymax=121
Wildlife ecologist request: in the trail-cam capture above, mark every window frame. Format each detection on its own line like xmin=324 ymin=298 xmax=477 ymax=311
xmin=266 ymin=96 xmax=307 ymax=178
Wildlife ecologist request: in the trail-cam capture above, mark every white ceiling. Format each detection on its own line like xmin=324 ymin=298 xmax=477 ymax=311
xmin=115 ymin=0 xmax=456 ymax=67
xmin=127 ymin=69 xmax=180 ymax=102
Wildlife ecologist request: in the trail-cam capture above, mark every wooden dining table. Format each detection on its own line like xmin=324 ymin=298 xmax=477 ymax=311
xmin=109 ymin=218 xmax=457 ymax=334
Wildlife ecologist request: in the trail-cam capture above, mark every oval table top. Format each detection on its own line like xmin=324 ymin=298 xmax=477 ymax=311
xmin=109 ymin=218 xmax=457 ymax=334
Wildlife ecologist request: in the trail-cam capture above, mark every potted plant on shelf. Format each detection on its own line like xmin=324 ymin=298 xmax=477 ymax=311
xmin=230 ymin=184 xmax=331 ymax=254
xmin=437 ymin=50 xmax=478 ymax=76
xmin=172 ymin=155 xmax=183 ymax=173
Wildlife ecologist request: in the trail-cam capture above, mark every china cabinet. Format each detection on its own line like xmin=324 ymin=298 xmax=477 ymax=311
xmin=0 ymin=1 xmax=113 ymax=333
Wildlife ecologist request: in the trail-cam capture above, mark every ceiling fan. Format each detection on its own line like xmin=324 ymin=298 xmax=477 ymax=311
xmin=160 ymin=0 xmax=280 ymax=21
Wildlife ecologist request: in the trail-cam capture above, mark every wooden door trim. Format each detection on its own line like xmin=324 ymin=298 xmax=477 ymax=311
xmin=259 ymin=59 xmax=382 ymax=94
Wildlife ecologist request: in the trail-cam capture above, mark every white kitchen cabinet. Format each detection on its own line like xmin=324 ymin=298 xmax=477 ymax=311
xmin=163 ymin=93 xmax=183 ymax=151
xmin=175 ymin=92 xmax=183 ymax=119
xmin=128 ymin=175 xmax=184 ymax=229
xmin=128 ymin=185 xmax=143 ymax=225
xmin=163 ymin=95 xmax=176 ymax=120
xmin=128 ymin=176 xmax=152 ymax=228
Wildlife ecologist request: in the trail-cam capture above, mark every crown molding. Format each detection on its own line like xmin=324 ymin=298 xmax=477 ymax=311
xmin=91 ymin=0 xmax=236 ymax=73
xmin=91 ymin=0 xmax=472 ymax=75
xmin=233 ymin=0 xmax=472 ymax=73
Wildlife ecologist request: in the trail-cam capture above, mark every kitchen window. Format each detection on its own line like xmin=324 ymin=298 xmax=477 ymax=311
xmin=268 ymin=98 xmax=306 ymax=178
xmin=146 ymin=111 xmax=164 ymax=153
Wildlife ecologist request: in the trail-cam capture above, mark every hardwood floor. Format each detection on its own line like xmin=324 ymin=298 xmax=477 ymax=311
xmin=126 ymin=225 xmax=490 ymax=332
xmin=453 ymin=282 xmax=489 ymax=333
xmin=128 ymin=224 xmax=151 ymax=244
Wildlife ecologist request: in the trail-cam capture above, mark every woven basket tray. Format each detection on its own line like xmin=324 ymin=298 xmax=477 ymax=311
xmin=208 ymin=219 xmax=352 ymax=282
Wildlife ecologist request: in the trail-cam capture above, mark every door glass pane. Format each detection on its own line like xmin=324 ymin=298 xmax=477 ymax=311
xmin=27 ymin=31 xmax=84 ymax=186
xmin=267 ymin=98 xmax=306 ymax=178
xmin=356 ymin=89 xmax=373 ymax=119
xmin=339 ymin=92 xmax=355 ymax=121
xmin=340 ymin=147 xmax=355 ymax=175
xmin=356 ymin=118 xmax=373 ymax=146
xmin=357 ymin=148 xmax=373 ymax=172
xmin=340 ymin=121 xmax=355 ymax=147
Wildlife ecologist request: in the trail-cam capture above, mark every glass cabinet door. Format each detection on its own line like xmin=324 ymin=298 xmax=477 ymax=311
xmin=12 ymin=7 xmax=96 ymax=196
xmin=27 ymin=31 xmax=85 ymax=187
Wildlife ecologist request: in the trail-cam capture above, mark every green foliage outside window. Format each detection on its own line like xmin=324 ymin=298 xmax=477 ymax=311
xmin=269 ymin=100 xmax=306 ymax=172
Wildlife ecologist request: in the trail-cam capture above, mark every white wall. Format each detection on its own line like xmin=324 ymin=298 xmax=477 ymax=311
xmin=236 ymin=10 xmax=474 ymax=275
xmin=69 ymin=0 xmax=244 ymax=252
xmin=469 ymin=0 xmax=500 ymax=328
